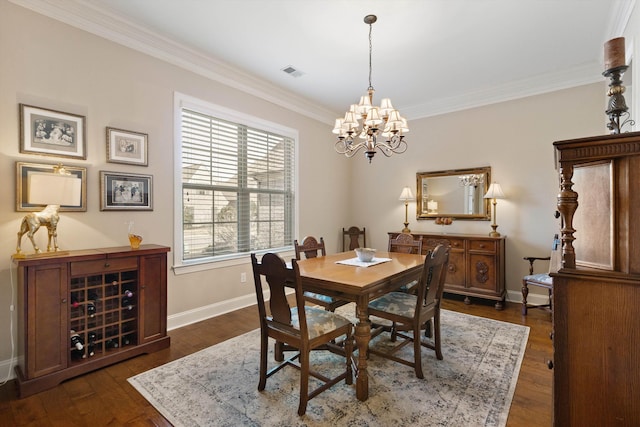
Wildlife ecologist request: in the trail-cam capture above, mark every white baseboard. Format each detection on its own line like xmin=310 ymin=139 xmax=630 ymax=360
xmin=167 ymin=293 xmax=256 ymax=331
xmin=167 ymin=289 xmax=293 ymax=331
xmin=0 ymin=357 xmax=17 ymax=382
xmin=506 ymin=289 xmax=550 ymax=306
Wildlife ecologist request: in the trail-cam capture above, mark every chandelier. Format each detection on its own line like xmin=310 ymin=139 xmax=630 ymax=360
xmin=333 ymin=14 xmax=409 ymax=163
xmin=458 ymin=174 xmax=485 ymax=187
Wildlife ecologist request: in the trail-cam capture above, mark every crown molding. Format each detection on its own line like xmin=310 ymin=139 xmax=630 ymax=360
xmin=9 ymin=0 xmax=338 ymax=124
xmin=9 ymin=0 xmax=632 ymax=123
xmin=402 ymin=62 xmax=604 ymax=119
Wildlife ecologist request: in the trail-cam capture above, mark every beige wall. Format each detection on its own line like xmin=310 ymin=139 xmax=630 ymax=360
xmin=0 ymin=2 xmax=352 ymax=374
xmin=1 ymin=1 xmax=638 ymax=379
xmin=348 ymin=83 xmax=605 ymax=304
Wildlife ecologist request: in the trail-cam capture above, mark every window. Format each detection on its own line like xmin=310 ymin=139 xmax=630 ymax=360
xmin=174 ymin=94 xmax=296 ymax=269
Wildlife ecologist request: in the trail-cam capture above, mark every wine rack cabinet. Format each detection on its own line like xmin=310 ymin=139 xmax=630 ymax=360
xmin=13 ymin=245 xmax=170 ymax=398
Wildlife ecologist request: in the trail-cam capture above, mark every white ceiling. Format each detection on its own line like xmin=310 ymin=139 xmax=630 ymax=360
xmin=11 ymin=0 xmax=636 ymax=122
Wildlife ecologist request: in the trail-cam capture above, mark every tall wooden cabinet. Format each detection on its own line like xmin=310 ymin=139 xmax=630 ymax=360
xmin=553 ymin=132 xmax=640 ymax=425
xmin=13 ymin=244 xmax=171 ymax=398
xmin=388 ymin=232 xmax=506 ymax=309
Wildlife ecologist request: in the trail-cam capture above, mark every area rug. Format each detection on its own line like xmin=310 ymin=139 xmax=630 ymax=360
xmin=128 ymin=307 xmax=529 ymax=426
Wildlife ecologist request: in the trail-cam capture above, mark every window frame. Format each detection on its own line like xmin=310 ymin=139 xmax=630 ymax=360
xmin=173 ymin=92 xmax=299 ymax=274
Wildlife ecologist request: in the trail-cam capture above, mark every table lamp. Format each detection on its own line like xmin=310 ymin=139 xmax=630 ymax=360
xmin=398 ymin=186 xmax=415 ymax=233
xmin=483 ymin=182 xmax=505 ymax=237
xmin=15 ymin=165 xmax=82 ymax=256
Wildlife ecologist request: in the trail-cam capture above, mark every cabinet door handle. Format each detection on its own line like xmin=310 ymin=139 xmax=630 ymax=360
xmin=104 ymin=262 xmax=110 ymax=268
xmin=61 ymin=298 xmax=67 ymax=303
xmin=479 ymin=243 xmax=485 ymax=248
xmin=547 ymin=360 xmax=554 ymax=369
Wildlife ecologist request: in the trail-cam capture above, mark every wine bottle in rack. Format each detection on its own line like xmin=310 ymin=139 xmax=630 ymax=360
xmin=87 ymin=331 xmax=98 ymax=357
xmin=70 ymin=293 xmax=84 ymax=315
xmin=70 ymin=330 xmax=86 ymax=359
xmin=121 ymin=333 xmax=136 ymax=346
xmin=105 ymin=338 xmax=119 ymax=349
xmin=121 ymin=289 xmax=134 ymax=310
xmin=87 ymin=291 xmax=99 ymax=317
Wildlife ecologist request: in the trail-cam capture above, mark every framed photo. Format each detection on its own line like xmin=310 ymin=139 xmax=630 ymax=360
xmin=106 ymin=127 xmax=148 ymax=166
xmin=100 ymin=171 xmax=153 ymax=211
xmin=20 ymin=104 xmax=86 ymax=159
xmin=16 ymin=161 xmax=87 ymax=212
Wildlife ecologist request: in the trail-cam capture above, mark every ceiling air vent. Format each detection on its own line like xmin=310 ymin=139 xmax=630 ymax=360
xmin=281 ymin=65 xmax=304 ymax=78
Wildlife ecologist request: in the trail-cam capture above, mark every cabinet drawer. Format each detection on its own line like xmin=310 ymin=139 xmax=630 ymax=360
xmin=424 ymin=237 xmax=465 ymax=251
xmin=469 ymin=239 xmax=496 ymax=252
xmin=70 ymin=257 xmax=138 ymax=276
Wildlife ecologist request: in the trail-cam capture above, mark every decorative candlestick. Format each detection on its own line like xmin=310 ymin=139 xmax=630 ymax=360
xmin=603 ymin=37 xmax=635 ymax=134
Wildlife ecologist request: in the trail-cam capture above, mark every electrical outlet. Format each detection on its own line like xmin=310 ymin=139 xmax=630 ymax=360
xmin=240 ymin=272 xmax=247 ymax=283
xmin=10 ymin=304 xmax=15 ymax=311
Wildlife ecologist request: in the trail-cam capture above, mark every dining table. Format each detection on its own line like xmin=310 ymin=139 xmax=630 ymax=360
xmin=295 ymin=250 xmax=425 ymax=401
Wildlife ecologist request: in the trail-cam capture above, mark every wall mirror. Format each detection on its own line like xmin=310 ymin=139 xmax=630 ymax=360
xmin=416 ymin=166 xmax=491 ymax=220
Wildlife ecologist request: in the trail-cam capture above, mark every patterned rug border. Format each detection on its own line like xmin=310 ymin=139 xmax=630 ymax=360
xmin=129 ymin=309 xmax=529 ymax=427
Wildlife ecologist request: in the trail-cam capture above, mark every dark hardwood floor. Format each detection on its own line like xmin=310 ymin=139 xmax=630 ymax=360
xmin=0 ymin=296 xmax=553 ymax=426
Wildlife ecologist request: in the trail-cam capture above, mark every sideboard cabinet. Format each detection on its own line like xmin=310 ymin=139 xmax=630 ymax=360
xmin=552 ymin=132 xmax=640 ymax=425
xmin=388 ymin=232 xmax=506 ymax=309
xmin=13 ymin=244 xmax=171 ymax=398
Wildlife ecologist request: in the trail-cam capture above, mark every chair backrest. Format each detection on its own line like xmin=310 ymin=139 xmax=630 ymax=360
xmin=343 ymin=226 xmax=366 ymax=251
xmin=388 ymin=233 xmax=423 ymax=254
xmin=294 ymin=236 xmax=326 ymax=260
xmin=251 ymin=253 xmax=294 ymax=325
xmin=416 ymin=244 xmax=449 ymax=319
xmin=251 ymin=253 xmax=308 ymax=334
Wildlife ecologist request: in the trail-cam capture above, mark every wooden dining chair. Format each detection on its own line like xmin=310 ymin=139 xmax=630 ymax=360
xmin=342 ymin=226 xmax=366 ymax=251
xmin=294 ymin=236 xmax=349 ymax=312
xmin=388 ymin=233 xmax=423 ymax=293
xmin=368 ymin=244 xmax=449 ymax=379
xmin=251 ymin=252 xmax=353 ymax=416
xmin=388 ymin=232 xmax=423 ymax=254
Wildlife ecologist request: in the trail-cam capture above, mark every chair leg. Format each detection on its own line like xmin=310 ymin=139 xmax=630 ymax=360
xmin=423 ymin=318 xmax=433 ymax=338
xmin=297 ymin=351 xmax=310 ymax=416
xmin=414 ymin=323 xmax=424 ymax=379
xmin=258 ymin=332 xmax=268 ymax=391
xmin=345 ymin=333 xmax=353 ymax=385
xmin=274 ymin=341 xmax=284 ymax=362
xmin=434 ymin=311 xmax=443 ymax=361
xmin=521 ymin=280 xmax=529 ymax=316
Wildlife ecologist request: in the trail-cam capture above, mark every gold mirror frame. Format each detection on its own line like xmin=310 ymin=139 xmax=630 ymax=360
xmin=416 ymin=166 xmax=491 ymax=220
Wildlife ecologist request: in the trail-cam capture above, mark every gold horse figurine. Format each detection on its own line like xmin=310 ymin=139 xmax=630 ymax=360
xmin=16 ymin=205 xmax=61 ymax=255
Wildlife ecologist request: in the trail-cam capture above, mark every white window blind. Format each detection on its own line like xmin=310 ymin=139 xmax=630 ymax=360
xmin=180 ymin=108 xmax=295 ymax=262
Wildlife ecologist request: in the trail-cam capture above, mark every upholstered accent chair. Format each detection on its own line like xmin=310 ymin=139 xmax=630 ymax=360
xmin=522 ymin=234 xmax=560 ymax=315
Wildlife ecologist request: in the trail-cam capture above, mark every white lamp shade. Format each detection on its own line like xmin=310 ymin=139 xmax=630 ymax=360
xmin=357 ymin=95 xmax=372 ymax=114
xmin=379 ymin=98 xmax=394 ymax=116
xmin=484 ymin=182 xmax=505 ymax=199
xmin=332 ymin=118 xmax=345 ymax=134
xmin=364 ymin=107 xmax=383 ymax=126
xmin=398 ymin=186 xmax=415 ymax=201
xmin=28 ymin=172 xmax=82 ymax=206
